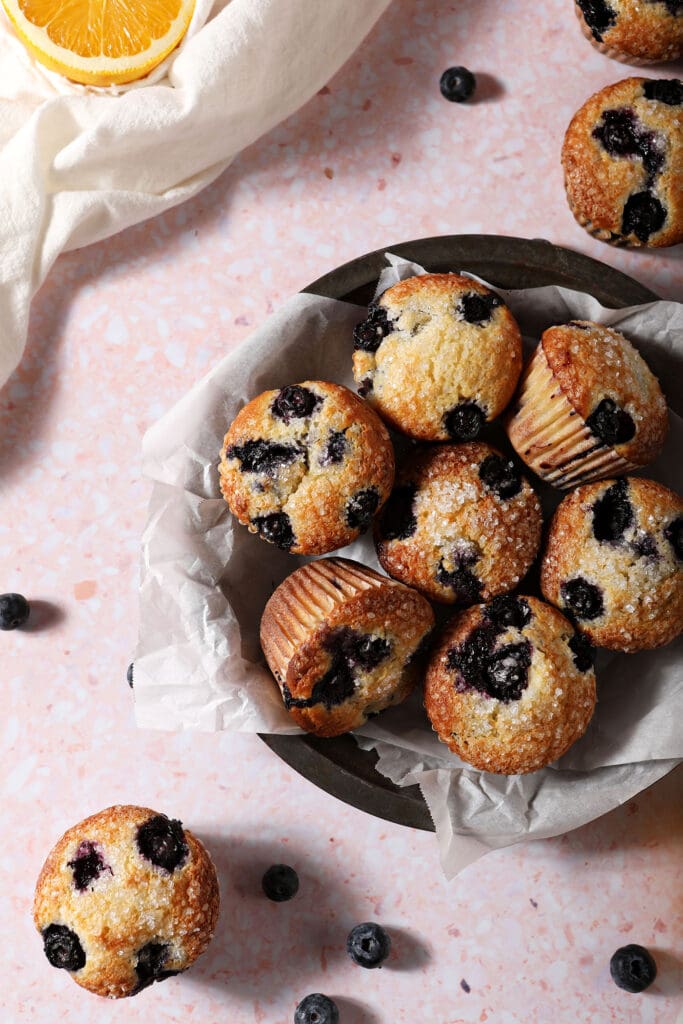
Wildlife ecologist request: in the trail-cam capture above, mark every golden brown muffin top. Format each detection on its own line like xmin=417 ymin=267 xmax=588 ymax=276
xmin=260 ymin=557 xmax=434 ymax=737
xmin=423 ymin=595 xmax=596 ymax=775
xmin=540 ymin=476 xmax=683 ymax=651
xmin=375 ymin=442 xmax=542 ymax=604
xmin=33 ymin=805 xmax=219 ymax=999
xmin=562 ymin=77 xmax=683 ymax=247
xmin=352 ymin=273 xmax=522 ymax=441
xmin=576 ymin=0 xmax=683 ymax=62
xmin=219 ymin=380 xmax=394 ymax=555
xmin=540 ymin=321 xmax=668 ymax=465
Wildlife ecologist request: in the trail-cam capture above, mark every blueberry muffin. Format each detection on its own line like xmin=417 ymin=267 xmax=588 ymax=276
xmin=506 ymin=321 xmax=668 ymax=489
xmin=260 ymin=557 xmax=434 ymax=737
xmin=541 ymin=477 xmax=683 ymax=651
xmin=33 ymin=806 xmax=219 ymax=998
xmin=562 ymin=78 xmax=683 ymax=247
xmin=574 ymin=1 xmax=682 ymax=64
xmin=352 ymin=273 xmax=523 ymax=441
xmin=423 ymin=595 xmax=597 ymax=774
xmin=374 ymin=442 xmax=542 ymax=605
xmin=219 ymin=381 xmax=394 ymax=554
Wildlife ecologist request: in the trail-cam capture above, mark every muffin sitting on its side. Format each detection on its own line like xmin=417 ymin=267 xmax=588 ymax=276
xmin=562 ymin=77 xmax=683 ymax=247
xmin=374 ymin=442 xmax=542 ymax=605
xmin=541 ymin=477 xmax=683 ymax=651
xmin=33 ymin=806 xmax=219 ymax=999
xmin=219 ymin=381 xmax=394 ymax=554
xmin=506 ymin=321 xmax=668 ymax=489
xmin=574 ymin=0 xmax=683 ymax=64
xmin=260 ymin=557 xmax=434 ymax=737
xmin=352 ymin=273 xmax=522 ymax=441
xmin=424 ymin=595 xmax=597 ymax=775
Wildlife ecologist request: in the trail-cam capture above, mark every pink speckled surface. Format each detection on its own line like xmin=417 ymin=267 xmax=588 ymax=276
xmin=1 ymin=1 xmax=682 ymax=1021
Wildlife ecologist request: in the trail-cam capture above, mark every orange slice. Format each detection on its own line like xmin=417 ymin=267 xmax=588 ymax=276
xmin=1 ymin=0 xmax=196 ymax=86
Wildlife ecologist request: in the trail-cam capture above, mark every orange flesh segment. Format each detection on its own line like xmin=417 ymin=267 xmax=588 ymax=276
xmin=17 ymin=0 xmax=183 ymax=57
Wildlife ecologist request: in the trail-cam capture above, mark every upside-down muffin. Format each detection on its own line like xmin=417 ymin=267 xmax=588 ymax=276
xmin=352 ymin=273 xmax=523 ymax=441
xmin=562 ymin=77 xmax=683 ymax=247
xmin=374 ymin=442 xmax=542 ymax=605
xmin=541 ymin=477 xmax=683 ymax=651
xmin=506 ymin=320 xmax=668 ymax=489
xmin=219 ymin=381 xmax=394 ymax=554
xmin=424 ymin=595 xmax=597 ymax=774
xmin=33 ymin=806 xmax=219 ymax=998
xmin=260 ymin=557 xmax=434 ymax=737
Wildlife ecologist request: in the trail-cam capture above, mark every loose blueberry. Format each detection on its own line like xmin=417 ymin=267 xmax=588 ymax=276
xmin=127 ymin=663 xmax=134 ymax=688
xmin=347 ymin=922 xmax=392 ymax=969
xmin=262 ymin=864 xmax=299 ymax=902
xmin=436 ymin=561 xmax=482 ymax=605
xmin=444 ymin=401 xmax=486 ymax=441
xmin=319 ymin=430 xmax=348 ymax=466
xmin=294 ymin=993 xmax=340 ymax=1024
xmin=592 ymin=479 xmax=633 ymax=543
xmin=0 ymin=593 xmax=30 ymax=630
xmin=665 ymin=517 xmax=683 ymax=560
xmin=134 ymin=942 xmax=179 ymax=991
xmin=610 ymin=944 xmax=657 ymax=993
xmin=380 ymin=484 xmax=418 ymax=541
xmin=346 ymin=488 xmax=380 ymax=531
xmin=479 ymin=454 xmax=523 ymax=500
xmin=643 ymin=79 xmax=683 ymax=107
xmin=68 ymin=840 xmax=111 ymax=892
xmin=271 ymin=385 xmax=320 ymax=422
xmin=622 ymin=192 xmax=666 ymax=243
xmin=487 ymin=595 xmax=531 ymax=630
xmin=253 ymin=513 xmax=296 ymax=550
xmin=42 ymin=924 xmax=86 ymax=972
xmin=577 ymin=0 xmax=616 ymax=40
xmin=353 ymin=304 xmax=394 ymax=353
xmin=439 ymin=66 xmax=476 ymax=103
xmin=568 ymin=632 xmax=595 ymax=672
xmin=484 ymin=641 xmax=532 ymax=701
xmin=458 ymin=291 xmax=502 ymax=325
xmin=227 ymin=439 xmax=302 ymax=476
xmin=560 ymin=577 xmax=604 ymax=621
xmin=136 ymin=815 xmax=188 ymax=873
xmin=585 ymin=398 xmax=636 ymax=447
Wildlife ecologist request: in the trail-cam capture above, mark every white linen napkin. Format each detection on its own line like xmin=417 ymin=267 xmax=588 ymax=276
xmin=0 ymin=0 xmax=392 ymax=388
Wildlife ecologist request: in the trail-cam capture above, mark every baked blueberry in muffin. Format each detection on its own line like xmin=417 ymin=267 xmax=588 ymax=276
xmin=423 ymin=595 xmax=597 ymax=774
xmin=575 ymin=1 xmax=682 ymax=64
xmin=352 ymin=274 xmax=523 ymax=441
xmin=506 ymin=321 xmax=668 ymax=488
xmin=562 ymin=78 xmax=683 ymax=247
xmin=219 ymin=381 xmax=394 ymax=555
xmin=33 ymin=806 xmax=219 ymax=998
xmin=541 ymin=477 xmax=683 ymax=651
xmin=375 ymin=442 xmax=542 ymax=605
xmin=260 ymin=557 xmax=434 ymax=737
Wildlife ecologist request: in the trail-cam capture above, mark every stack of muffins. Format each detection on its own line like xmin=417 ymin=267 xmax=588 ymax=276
xmin=219 ymin=272 xmax=682 ymax=776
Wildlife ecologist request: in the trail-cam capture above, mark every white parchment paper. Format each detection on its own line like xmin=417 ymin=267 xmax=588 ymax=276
xmin=136 ymin=253 xmax=683 ymax=877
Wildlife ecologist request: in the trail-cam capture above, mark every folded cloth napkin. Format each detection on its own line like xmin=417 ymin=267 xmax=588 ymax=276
xmin=0 ymin=0 xmax=392 ymax=388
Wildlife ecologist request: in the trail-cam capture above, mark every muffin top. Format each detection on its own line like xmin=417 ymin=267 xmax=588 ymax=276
xmin=423 ymin=594 xmax=597 ymax=774
xmin=260 ymin=558 xmax=434 ymax=737
xmin=576 ymin=0 xmax=683 ymax=62
xmin=541 ymin=477 xmax=683 ymax=651
xmin=219 ymin=381 xmax=394 ymax=555
xmin=562 ymin=77 xmax=683 ymax=247
xmin=375 ymin=442 xmax=542 ymax=605
xmin=33 ymin=805 xmax=219 ymax=999
xmin=352 ymin=273 xmax=523 ymax=441
xmin=540 ymin=321 xmax=668 ymax=465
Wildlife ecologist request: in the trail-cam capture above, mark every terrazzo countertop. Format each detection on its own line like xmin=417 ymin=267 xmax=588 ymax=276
xmin=1 ymin=1 xmax=682 ymax=1022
